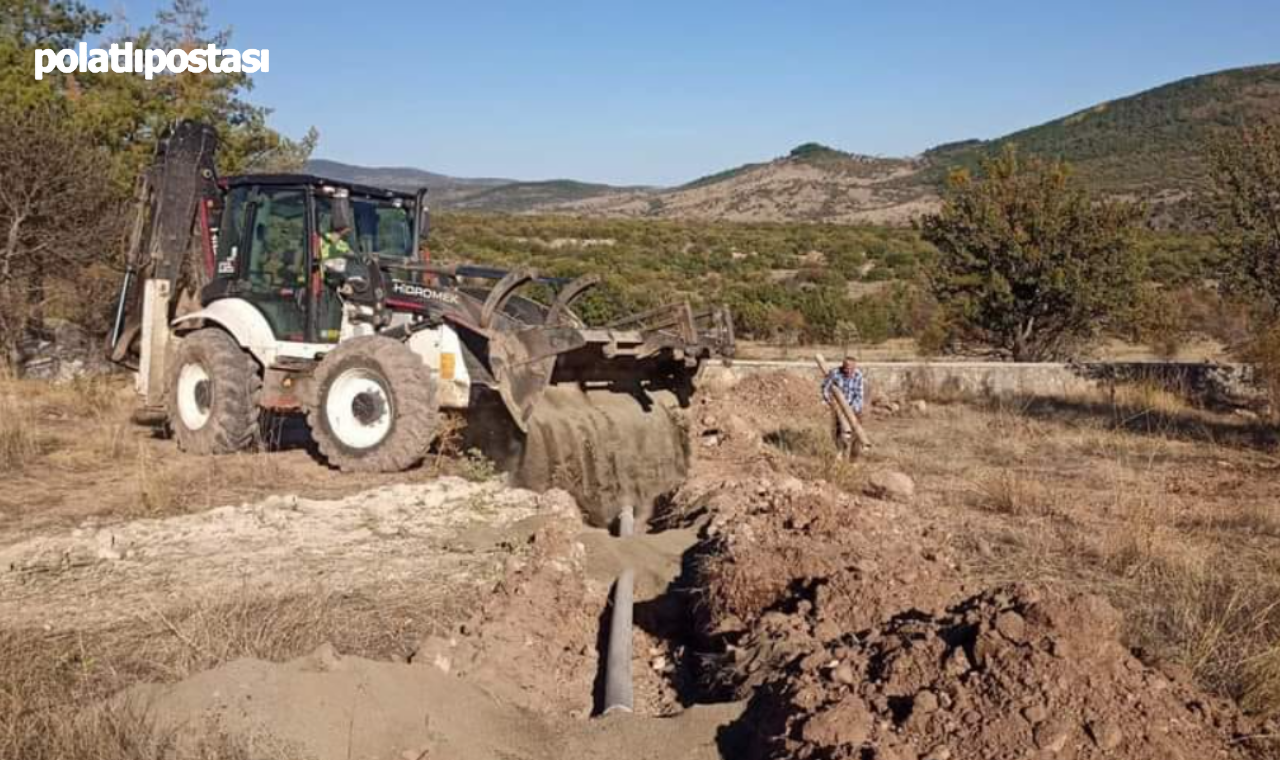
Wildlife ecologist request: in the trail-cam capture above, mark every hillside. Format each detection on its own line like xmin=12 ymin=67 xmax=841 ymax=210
xmin=446 ymin=178 xmax=641 ymax=212
xmin=310 ymin=63 xmax=1280 ymax=223
xmin=559 ymin=143 xmax=936 ymax=224
xmin=923 ymin=63 xmax=1280 ymax=198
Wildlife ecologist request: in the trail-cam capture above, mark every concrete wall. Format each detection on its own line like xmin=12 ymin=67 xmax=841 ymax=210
xmin=702 ymin=360 xmax=1259 ymax=407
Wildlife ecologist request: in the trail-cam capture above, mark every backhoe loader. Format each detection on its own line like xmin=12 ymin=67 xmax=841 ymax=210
xmin=109 ymin=121 xmax=734 ymax=525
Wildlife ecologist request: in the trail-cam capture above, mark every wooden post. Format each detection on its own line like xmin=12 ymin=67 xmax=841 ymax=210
xmin=816 ymin=354 xmax=871 ymax=451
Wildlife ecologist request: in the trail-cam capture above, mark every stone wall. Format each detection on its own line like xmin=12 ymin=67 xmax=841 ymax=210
xmin=702 ymin=360 xmax=1260 ymax=407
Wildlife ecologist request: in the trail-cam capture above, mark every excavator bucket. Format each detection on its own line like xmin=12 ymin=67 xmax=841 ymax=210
xmin=436 ymin=267 xmax=734 ymax=526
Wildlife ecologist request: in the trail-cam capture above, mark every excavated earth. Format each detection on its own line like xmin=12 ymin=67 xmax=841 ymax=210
xmin=4 ymin=371 xmax=1279 ymax=759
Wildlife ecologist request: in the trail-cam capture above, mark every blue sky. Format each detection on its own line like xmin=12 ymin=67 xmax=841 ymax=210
xmin=92 ymin=1 xmax=1280 ymax=186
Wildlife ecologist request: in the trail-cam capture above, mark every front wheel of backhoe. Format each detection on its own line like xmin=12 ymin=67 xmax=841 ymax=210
xmin=307 ymin=336 xmax=439 ymax=472
xmin=166 ymin=328 xmax=262 ymax=455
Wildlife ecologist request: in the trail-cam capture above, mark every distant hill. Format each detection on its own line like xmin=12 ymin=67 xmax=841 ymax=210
xmin=922 ymin=63 xmax=1280 ymax=199
xmin=447 ymin=179 xmax=646 ymax=213
xmin=304 ymin=159 xmax=512 ymax=205
xmin=310 ymin=63 xmax=1280 ymax=223
xmin=561 ymin=143 xmax=934 ymax=224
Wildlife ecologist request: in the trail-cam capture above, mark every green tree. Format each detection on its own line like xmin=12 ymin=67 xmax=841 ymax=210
xmin=0 ymin=107 xmax=120 ymax=364
xmin=1208 ymin=121 xmax=1280 ymax=419
xmin=1 ymin=0 xmax=316 ymax=182
xmin=919 ymin=146 xmax=1146 ymax=361
xmin=1207 ymin=121 xmax=1280 ymax=317
xmin=0 ymin=0 xmax=315 ymax=362
xmin=0 ymin=0 xmax=107 ymax=110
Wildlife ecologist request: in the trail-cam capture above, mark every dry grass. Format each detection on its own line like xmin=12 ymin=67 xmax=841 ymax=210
xmin=1110 ymin=381 xmax=1191 ymax=416
xmin=0 ymin=374 xmax=452 ymax=529
xmin=932 ymin=387 xmax=1280 ymax=720
xmin=900 ymin=365 xmax=976 ymax=405
xmin=741 ymin=374 xmax=1280 ymax=722
xmin=0 ymin=393 xmax=44 ymax=473
xmin=0 ymin=696 xmax=250 ymax=760
xmin=133 ymin=444 xmax=196 ymax=516
xmin=0 ymin=585 xmax=458 ymax=760
xmin=0 ymin=373 xmax=133 ymax=477
xmin=763 ymin=423 xmax=865 ymax=492
xmin=968 ymin=468 xmax=1061 ymax=517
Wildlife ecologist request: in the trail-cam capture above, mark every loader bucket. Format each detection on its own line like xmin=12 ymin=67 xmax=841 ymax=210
xmin=483 ymin=299 xmax=735 ymax=431
xmin=440 ymin=270 xmax=733 ymax=526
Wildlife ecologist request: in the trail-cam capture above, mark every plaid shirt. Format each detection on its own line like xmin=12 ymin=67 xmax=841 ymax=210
xmin=822 ymin=368 xmax=865 ymax=413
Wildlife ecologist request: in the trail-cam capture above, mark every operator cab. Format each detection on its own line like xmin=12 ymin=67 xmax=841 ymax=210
xmin=204 ymin=174 xmax=430 ymax=344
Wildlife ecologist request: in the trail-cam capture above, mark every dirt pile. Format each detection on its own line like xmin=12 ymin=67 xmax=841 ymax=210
xmin=666 ymin=399 xmax=1274 ymax=760
xmin=134 ymin=641 xmax=743 ymax=760
xmin=411 ymin=508 xmax=602 ymax=717
xmin=747 ymin=585 xmax=1262 ymax=760
xmin=133 ymin=648 xmax=557 ymax=760
xmin=669 ymin=473 xmax=970 ymax=700
xmin=691 ymin=371 xmax=819 ymax=449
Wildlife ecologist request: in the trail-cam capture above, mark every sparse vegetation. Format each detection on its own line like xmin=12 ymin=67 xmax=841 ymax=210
xmin=923 ymin=64 xmax=1280 ymax=200
xmin=432 ymin=212 xmax=935 ymax=345
xmin=430 ymin=206 xmax=1238 ymax=360
xmin=944 ymin=389 xmax=1280 ymax=718
xmin=458 ymin=447 xmax=500 ymax=482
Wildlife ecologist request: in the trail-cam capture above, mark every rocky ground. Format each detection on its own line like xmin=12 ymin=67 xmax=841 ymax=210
xmin=2 ymin=370 xmax=1279 ymax=759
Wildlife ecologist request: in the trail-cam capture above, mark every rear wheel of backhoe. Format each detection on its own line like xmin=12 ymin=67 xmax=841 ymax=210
xmin=514 ymin=387 xmax=689 ymax=528
xmin=166 ymin=328 xmax=261 ymax=455
xmin=308 ymin=336 xmax=438 ymax=472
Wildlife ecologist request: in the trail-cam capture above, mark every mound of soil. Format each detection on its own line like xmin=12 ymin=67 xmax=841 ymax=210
xmin=128 ymin=489 xmax=736 ymax=759
xmin=690 ymin=371 xmax=826 ymax=463
xmin=746 ymin=585 xmax=1261 ymax=760
xmin=665 ymin=411 xmax=1272 ymax=760
xmin=134 ymin=644 xmax=743 ymax=760
xmin=412 ymin=508 xmax=602 ymax=717
xmin=723 ymin=371 xmax=824 ymax=415
xmin=680 ymin=475 xmax=968 ymax=675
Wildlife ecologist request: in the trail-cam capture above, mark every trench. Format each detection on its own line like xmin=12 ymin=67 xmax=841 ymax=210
xmin=578 ymin=493 xmax=749 ymax=721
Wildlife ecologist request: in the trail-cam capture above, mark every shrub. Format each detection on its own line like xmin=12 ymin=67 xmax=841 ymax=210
xmin=920 ymin=146 xmax=1146 ymax=361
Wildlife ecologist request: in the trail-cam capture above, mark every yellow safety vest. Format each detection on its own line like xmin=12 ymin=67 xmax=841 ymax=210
xmin=319 ymin=232 xmax=351 ymax=261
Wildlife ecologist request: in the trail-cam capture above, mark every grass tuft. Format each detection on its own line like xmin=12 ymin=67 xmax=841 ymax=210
xmin=0 ymin=394 xmax=43 ymax=473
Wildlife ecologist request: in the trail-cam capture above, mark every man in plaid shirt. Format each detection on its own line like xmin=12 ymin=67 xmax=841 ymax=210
xmin=822 ymin=356 xmax=866 ymax=457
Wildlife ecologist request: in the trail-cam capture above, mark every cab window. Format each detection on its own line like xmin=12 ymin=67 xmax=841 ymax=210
xmin=243 ymin=188 xmax=308 ymax=340
xmin=214 ymin=186 xmax=249 ymax=278
xmin=352 ymin=197 xmax=414 ymax=258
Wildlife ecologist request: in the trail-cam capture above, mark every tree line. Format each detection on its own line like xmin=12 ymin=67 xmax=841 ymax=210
xmin=0 ymin=0 xmax=314 ymax=363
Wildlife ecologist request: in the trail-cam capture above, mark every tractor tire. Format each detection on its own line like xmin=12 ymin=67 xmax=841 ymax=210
xmin=307 ymin=336 xmax=438 ymax=473
xmin=166 ymin=328 xmax=262 ymax=455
